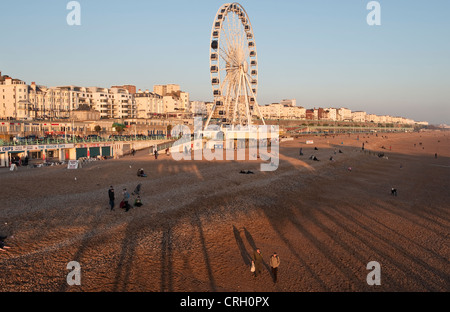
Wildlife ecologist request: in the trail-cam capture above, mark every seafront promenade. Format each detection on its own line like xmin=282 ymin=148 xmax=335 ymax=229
xmin=0 ymin=135 xmax=172 ymax=167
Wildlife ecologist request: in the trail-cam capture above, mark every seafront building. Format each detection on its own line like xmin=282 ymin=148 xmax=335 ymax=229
xmin=1 ymin=73 xmax=136 ymax=120
xmin=1 ymin=71 xmax=423 ymax=126
xmin=134 ymin=90 xmax=164 ymax=118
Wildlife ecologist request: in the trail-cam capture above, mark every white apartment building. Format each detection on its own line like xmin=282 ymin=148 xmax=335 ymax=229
xmin=109 ymin=88 xmax=134 ymax=119
xmin=284 ymin=105 xmax=297 ymax=119
xmin=325 ymin=108 xmax=337 ymax=121
xmin=179 ymin=92 xmax=190 ymax=112
xmin=0 ymin=79 xmax=84 ymax=120
xmin=258 ymin=105 xmax=272 ymax=119
xmin=163 ymin=91 xmax=190 ymax=114
xmin=337 ymin=108 xmax=352 ymax=121
xmin=403 ymin=118 xmax=415 ymax=125
xmin=352 ymin=111 xmax=367 ymax=123
xmin=313 ymin=108 xmax=319 ymax=120
xmin=294 ymin=106 xmax=306 ymax=119
xmin=0 ymin=77 xmax=30 ymax=120
xmin=365 ymin=114 xmax=380 ymax=123
xmin=280 ymin=99 xmax=297 ymax=107
xmin=80 ymin=86 xmax=135 ymax=119
xmin=259 ymin=103 xmax=306 ymax=120
xmin=1 ymin=71 xmax=136 ymax=120
xmin=134 ymin=90 xmax=164 ymax=118
xmin=153 ymin=84 xmax=181 ymax=96
xmin=392 ymin=116 xmax=404 ymax=124
xmin=88 ymin=87 xmax=113 ymax=118
xmin=285 ymin=105 xmax=306 ymax=119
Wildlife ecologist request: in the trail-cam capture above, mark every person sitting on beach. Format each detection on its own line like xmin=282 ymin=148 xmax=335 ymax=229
xmin=137 ymin=168 xmax=147 ymax=177
xmin=134 ymin=196 xmax=143 ymax=207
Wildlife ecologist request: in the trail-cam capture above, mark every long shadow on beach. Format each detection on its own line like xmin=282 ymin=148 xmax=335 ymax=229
xmin=191 ymin=213 xmax=217 ymax=291
xmin=112 ymin=219 xmax=140 ymax=292
xmin=232 ymin=225 xmax=251 ymax=266
xmin=160 ymin=225 xmax=174 ymax=292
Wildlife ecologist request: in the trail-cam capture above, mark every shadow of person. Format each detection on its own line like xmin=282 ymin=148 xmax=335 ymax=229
xmin=243 ymin=227 xmax=257 ymax=251
xmin=233 ymin=225 xmax=251 ymax=266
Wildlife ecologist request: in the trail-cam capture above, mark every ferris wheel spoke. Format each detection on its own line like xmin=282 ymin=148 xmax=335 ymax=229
xmin=208 ymin=3 xmax=259 ymax=128
xmin=219 ymin=46 xmax=238 ymax=66
xmin=221 ymin=23 xmax=233 ymax=58
xmin=232 ymin=73 xmax=243 ymax=125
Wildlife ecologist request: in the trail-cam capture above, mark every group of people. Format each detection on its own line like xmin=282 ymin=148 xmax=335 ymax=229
xmin=251 ymin=248 xmax=281 ymax=284
xmin=299 ymin=147 xmax=343 ymax=162
xmin=10 ymin=155 xmax=29 ymax=167
xmin=108 ymin=185 xmax=143 ymax=212
xmin=128 ymin=146 xmax=165 ymax=160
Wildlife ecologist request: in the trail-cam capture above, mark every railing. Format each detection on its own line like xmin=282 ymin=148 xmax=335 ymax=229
xmin=0 ymin=135 xmax=169 ymax=147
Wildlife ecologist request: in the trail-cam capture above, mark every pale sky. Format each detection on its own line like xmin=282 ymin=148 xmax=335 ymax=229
xmin=0 ymin=0 xmax=449 ymax=124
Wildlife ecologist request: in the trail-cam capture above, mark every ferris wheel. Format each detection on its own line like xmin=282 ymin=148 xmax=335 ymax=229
xmin=205 ymin=2 xmax=265 ymax=129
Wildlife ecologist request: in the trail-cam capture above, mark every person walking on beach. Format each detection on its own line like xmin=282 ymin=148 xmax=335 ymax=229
xmin=252 ymin=248 xmax=263 ymax=277
xmin=108 ymin=186 xmax=115 ymax=211
xmin=270 ymin=252 xmax=280 ymax=283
